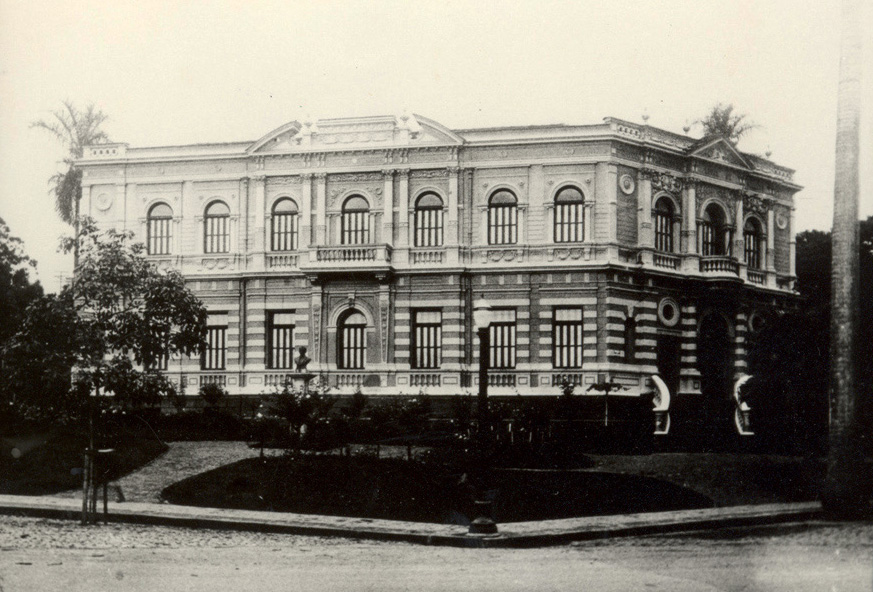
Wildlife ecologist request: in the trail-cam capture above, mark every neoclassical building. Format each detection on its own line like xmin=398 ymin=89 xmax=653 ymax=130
xmin=75 ymin=114 xmax=800 ymax=415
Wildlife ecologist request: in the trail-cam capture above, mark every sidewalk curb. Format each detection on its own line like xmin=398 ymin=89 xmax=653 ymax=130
xmin=0 ymin=495 xmax=822 ymax=548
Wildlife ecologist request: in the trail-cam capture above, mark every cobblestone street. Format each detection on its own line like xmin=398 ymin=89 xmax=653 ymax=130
xmin=1 ymin=516 xmax=870 ymax=591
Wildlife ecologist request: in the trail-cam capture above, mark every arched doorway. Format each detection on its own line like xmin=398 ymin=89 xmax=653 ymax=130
xmin=696 ymin=312 xmax=734 ymax=446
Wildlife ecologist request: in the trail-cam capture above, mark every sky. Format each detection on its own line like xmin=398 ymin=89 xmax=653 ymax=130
xmin=1 ymin=0 xmax=871 ymax=292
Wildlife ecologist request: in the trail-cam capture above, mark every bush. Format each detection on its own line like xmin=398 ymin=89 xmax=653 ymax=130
xmin=199 ymin=383 xmax=227 ymax=410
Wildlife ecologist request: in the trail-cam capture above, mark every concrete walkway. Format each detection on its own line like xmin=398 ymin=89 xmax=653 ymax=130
xmin=0 ymin=493 xmax=822 ymax=548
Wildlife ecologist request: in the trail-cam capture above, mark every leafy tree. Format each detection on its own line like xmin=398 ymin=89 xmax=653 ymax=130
xmin=695 ymin=103 xmax=759 ymax=144
xmin=2 ymin=217 xmax=208 ymax=421
xmin=0 ymin=217 xmax=43 ymax=354
xmin=31 ymin=102 xmax=110 ymax=225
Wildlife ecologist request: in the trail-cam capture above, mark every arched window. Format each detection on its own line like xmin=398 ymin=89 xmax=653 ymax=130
xmin=271 ymin=198 xmax=299 ymax=251
xmin=653 ymin=197 xmax=675 ymax=253
xmin=553 ymin=186 xmax=585 ymax=243
xmin=744 ymin=218 xmax=763 ymax=270
xmin=338 ymin=310 xmax=367 ymax=369
xmin=204 ymin=201 xmax=230 ymax=254
xmin=700 ymin=204 xmax=729 ymax=256
xmin=414 ymin=193 xmax=444 ymax=247
xmin=488 ymin=190 xmax=518 ymax=245
xmin=147 ymin=203 xmax=173 ymax=255
xmin=342 ymin=196 xmax=370 ymax=245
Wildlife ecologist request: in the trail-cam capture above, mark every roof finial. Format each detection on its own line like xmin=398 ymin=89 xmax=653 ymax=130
xmin=682 ymin=119 xmax=691 ymax=135
xmin=642 ymin=109 xmax=650 ymax=124
xmin=765 ymin=146 xmax=772 ymax=159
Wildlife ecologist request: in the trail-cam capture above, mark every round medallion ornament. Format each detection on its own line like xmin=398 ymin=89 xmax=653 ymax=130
xmin=619 ymin=174 xmax=636 ymax=195
xmin=776 ymin=212 xmax=788 ymax=230
xmin=657 ymin=298 xmax=680 ymax=327
xmin=95 ymin=193 xmax=113 ymax=211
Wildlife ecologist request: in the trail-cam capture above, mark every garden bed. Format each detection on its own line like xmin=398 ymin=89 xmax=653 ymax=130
xmin=161 ymin=454 xmax=714 ymax=524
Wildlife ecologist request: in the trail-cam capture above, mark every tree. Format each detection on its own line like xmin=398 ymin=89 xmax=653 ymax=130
xmin=0 ymin=217 xmax=43 ymax=352
xmin=695 ymin=103 xmax=759 ymax=144
xmin=3 ymin=218 xmax=207 ymax=522
xmin=31 ymin=102 xmax=110 ymax=225
xmin=822 ymin=0 xmax=868 ymax=518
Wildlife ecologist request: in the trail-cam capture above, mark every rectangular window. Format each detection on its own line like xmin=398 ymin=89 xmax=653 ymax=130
xmin=204 ymin=216 xmax=229 ymax=254
xmin=654 ymin=211 xmax=673 ymax=252
xmin=202 ymin=314 xmax=227 ymax=370
xmin=488 ymin=205 xmax=517 ymax=245
xmin=341 ymin=324 xmax=366 ymax=369
xmin=271 ymin=214 xmax=299 ymax=251
xmin=412 ymin=310 xmax=442 ymax=369
xmin=489 ymin=309 xmax=516 ymax=369
xmin=744 ymin=234 xmax=761 ymax=269
xmin=553 ymin=308 xmax=584 ymax=368
xmin=415 ymin=209 xmax=444 ymax=247
xmin=148 ymin=218 xmax=172 ymax=255
xmin=145 ymin=353 xmax=169 ymax=372
xmin=267 ymin=312 xmax=295 ymax=369
xmin=554 ymin=203 xmax=584 ymax=243
xmin=342 ymin=211 xmax=370 ymax=245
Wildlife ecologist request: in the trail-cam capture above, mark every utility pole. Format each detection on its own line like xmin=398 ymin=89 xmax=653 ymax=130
xmin=821 ymin=0 xmax=868 ymax=518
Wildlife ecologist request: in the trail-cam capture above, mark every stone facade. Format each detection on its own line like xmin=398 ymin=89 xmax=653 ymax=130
xmin=76 ymin=114 xmax=801 ymax=404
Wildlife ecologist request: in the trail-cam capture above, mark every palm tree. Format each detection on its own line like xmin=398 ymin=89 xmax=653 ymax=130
xmin=822 ymin=0 xmax=868 ymax=518
xmin=31 ymin=101 xmax=110 ymax=225
xmin=695 ymin=103 xmax=759 ymax=144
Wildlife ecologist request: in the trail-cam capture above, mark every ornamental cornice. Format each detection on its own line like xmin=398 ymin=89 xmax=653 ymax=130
xmin=410 ymin=169 xmax=450 ymax=179
xmin=329 ymin=172 xmax=383 ymax=183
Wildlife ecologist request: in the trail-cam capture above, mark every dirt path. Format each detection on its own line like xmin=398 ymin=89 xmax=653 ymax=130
xmin=52 ymin=441 xmax=278 ymax=503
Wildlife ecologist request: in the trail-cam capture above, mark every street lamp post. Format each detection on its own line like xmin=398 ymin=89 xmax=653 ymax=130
xmin=469 ymin=298 xmax=498 ymax=535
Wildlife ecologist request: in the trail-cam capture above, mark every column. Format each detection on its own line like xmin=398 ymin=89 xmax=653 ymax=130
xmin=766 ymin=207 xmax=776 ymax=270
xmin=638 ymin=170 xmax=653 ymax=264
xmin=315 ymin=173 xmax=327 ymax=244
xmin=300 ymin=174 xmax=313 ymax=246
xmin=382 ymin=169 xmax=394 ymax=245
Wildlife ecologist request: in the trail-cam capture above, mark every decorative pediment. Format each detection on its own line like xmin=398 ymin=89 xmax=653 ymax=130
xmin=248 ymin=114 xmax=463 ymax=154
xmin=688 ymin=137 xmax=752 ymax=170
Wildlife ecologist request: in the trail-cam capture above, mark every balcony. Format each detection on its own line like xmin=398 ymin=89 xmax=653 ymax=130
xmin=266 ymin=253 xmax=299 ymax=270
xmin=747 ymin=269 xmax=766 ymax=285
xmin=409 ymin=248 xmax=445 ymax=266
xmin=409 ymin=372 xmax=441 ymax=387
xmin=700 ymin=256 xmax=739 ymax=275
xmin=652 ymin=252 xmax=680 ymax=270
xmin=306 ymin=244 xmax=393 ymax=273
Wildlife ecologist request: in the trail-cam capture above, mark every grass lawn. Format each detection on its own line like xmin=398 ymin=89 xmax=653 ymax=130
xmin=0 ymin=428 xmax=168 ymax=496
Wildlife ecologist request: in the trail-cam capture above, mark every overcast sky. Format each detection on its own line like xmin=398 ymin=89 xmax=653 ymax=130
xmin=1 ymin=0 xmax=871 ymax=292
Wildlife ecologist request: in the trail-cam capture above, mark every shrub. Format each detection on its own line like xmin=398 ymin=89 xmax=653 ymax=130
xmin=199 ymin=383 xmax=227 ymax=410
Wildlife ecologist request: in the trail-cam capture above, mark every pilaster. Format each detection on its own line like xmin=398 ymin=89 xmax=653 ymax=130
xmin=447 ymin=166 xmax=459 ymax=246
xmin=382 ymin=169 xmax=395 ymax=245
xmin=397 ymin=170 xmax=409 ymax=246
xmin=300 ymin=174 xmax=313 ymax=247
xmin=315 ymin=173 xmax=327 ymax=245
xmin=638 ymin=170 xmax=653 ymax=265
